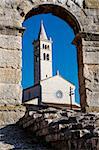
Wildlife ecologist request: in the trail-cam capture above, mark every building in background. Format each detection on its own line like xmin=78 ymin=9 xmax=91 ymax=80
xmin=23 ymin=21 xmax=80 ymax=110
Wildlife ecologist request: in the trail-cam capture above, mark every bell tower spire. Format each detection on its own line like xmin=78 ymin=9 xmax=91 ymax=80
xmin=33 ymin=20 xmax=53 ymax=84
xmin=38 ymin=20 xmax=48 ymax=40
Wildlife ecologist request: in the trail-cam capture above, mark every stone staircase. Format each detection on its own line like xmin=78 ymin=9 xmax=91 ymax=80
xmin=18 ymin=105 xmax=99 ymax=150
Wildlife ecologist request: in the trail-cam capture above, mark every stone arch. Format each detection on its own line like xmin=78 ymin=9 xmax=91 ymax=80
xmin=24 ymin=4 xmax=82 ymax=34
xmin=0 ymin=0 xmax=99 ymax=112
xmin=21 ymin=2 xmax=86 ymax=111
xmin=17 ymin=1 xmax=86 ymax=32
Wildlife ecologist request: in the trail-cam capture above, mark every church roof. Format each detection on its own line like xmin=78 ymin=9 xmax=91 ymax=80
xmin=40 ymin=74 xmax=75 ymax=87
xmin=38 ymin=20 xmax=48 ymax=40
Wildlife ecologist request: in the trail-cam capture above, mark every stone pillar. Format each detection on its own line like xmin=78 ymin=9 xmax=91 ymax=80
xmin=73 ymin=32 xmax=99 ymax=112
xmin=0 ymin=26 xmax=24 ymax=105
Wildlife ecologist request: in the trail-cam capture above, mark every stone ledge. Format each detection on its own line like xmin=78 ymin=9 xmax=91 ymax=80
xmin=0 ymin=25 xmax=25 ymax=36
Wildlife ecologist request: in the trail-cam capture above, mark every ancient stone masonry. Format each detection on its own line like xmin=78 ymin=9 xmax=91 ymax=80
xmin=0 ymin=105 xmax=26 ymax=126
xmin=19 ymin=106 xmax=99 ymax=149
xmin=0 ymin=1 xmax=99 ymax=149
xmin=0 ymin=0 xmax=99 ymax=111
xmin=85 ymin=0 xmax=99 ymax=9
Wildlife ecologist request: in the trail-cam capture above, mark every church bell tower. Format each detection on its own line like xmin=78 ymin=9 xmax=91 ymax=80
xmin=33 ymin=21 xmax=53 ymax=84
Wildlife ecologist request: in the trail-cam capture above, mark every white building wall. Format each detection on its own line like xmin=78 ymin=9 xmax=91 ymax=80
xmin=40 ymin=61 xmax=52 ymax=79
xmin=40 ymin=40 xmax=52 ymax=51
xmin=40 ymin=75 xmax=75 ymax=105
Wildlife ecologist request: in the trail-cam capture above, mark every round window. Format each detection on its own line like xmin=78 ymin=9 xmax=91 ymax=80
xmin=56 ymin=90 xmax=63 ymax=99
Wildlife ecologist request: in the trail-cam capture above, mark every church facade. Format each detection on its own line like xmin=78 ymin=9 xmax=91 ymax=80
xmin=23 ymin=21 xmax=80 ymax=109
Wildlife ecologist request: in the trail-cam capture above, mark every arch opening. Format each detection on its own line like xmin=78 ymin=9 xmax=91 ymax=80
xmin=25 ymin=4 xmax=81 ymax=34
xmin=22 ymin=4 xmax=84 ymax=109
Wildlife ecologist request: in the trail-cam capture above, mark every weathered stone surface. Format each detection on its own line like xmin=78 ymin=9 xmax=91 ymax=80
xmin=0 ymin=68 xmax=21 ymax=84
xmin=0 ymin=49 xmax=22 ymax=69
xmin=0 ymin=0 xmax=98 ymax=109
xmin=19 ymin=106 xmax=99 ymax=149
xmin=84 ymin=65 xmax=99 ymax=90
xmin=83 ymin=51 xmax=99 ymax=64
xmin=0 ymin=0 xmax=20 ymax=9
xmin=0 ymin=35 xmax=22 ymax=50
xmin=0 ymin=84 xmax=22 ymax=105
xmin=86 ymin=90 xmax=99 ymax=107
xmin=82 ymin=39 xmax=99 ymax=47
xmin=0 ymin=124 xmax=49 ymax=150
xmin=0 ymin=106 xmax=25 ymax=126
xmin=83 ymin=46 xmax=99 ymax=52
xmin=0 ymin=8 xmax=23 ymax=27
xmin=85 ymin=0 xmax=99 ymax=9
xmin=17 ymin=0 xmax=33 ymax=17
xmin=0 ymin=1 xmax=98 ymax=149
xmin=84 ymin=25 xmax=99 ymax=33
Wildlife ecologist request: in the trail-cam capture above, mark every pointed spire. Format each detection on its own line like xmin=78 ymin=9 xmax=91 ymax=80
xmin=38 ymin=20 xmax=48 ymax=40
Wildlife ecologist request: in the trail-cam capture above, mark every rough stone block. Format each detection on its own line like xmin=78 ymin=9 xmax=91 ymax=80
xmin=0 ymin=35 xmax=22 ymax=50
xmin=0 ymin=49 xmax=22 ymax=69
xmin=36 ymin=128 xmax=49 ymax=136
xmin=45 ymin=133 xmax=61 ymax=142
xmin=81 ymin=17 xmax=93 ymax=27
xmin=23 ymin=119 xmax=35 ymax=128
xmin=0 ymin=84 xmax=22 ymax=105
xmin=17 ymin=0 xmax=33 ymax=17
xmin=85 ymin=79 xmax=99 ymax=94
xmin=82 ymin=39 xmax=99 ymax=47
xmin=85 ymin=9 xmax=99 ymax=17
xmin=0 ymin=108 xmax=25 ymax=126
xmin=83 ymin=51 xmax=99 ymax=64
xmin=0 ymin=7 xmax=22 ymax=27
xmin=84 ymin=25 xmax=99 ymax=33
xmin=84 ymin=65 xmax=99 ymax=91
xmin=85 ymin=0 xmax=99 ymax=9
xmin=83 ymin=46 xmax=99 ymax=52
xmin=85 ymin=80 xmax=99 ymax=93
xmin=93 ymin=16 xmax=99 ymax=24
xmin=86 ymin=89 xmax=99 ymax=107
xmin=0 ymin=68 xmax=21 ymax=84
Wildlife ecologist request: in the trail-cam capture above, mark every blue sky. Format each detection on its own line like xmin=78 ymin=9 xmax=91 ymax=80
xmin=22 ymin=13 xmax=80 ymax=103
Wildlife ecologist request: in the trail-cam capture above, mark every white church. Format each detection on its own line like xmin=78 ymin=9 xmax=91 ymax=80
xmin=23 ymin=21 xmax=80 ymax=110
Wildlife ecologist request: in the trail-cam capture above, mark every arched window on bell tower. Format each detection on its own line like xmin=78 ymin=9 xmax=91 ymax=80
xmin=43 ymin=53 xmax=46 ymax=60
xmin=47 ymin=54 xmax=49 ymax=60
xmin=43 ymin=44 xmax=45 ymax=49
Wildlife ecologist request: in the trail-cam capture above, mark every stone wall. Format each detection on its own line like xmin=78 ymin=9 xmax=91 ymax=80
xmin=0 ymin=0 xmax=99 ymax=111
xmin=19 ymin=106 xmax=99 ymax=150
xmin=85 ymin=0 xmax=99 ymax=8
xmin=0 ymin=3 xmax=23 ymax=105
xmin=0 ymin=105 xmax=26 ymax=126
